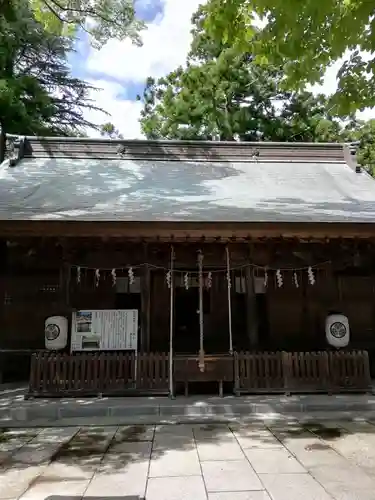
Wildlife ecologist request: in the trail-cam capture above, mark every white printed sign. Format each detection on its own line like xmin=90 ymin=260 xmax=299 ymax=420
xmin=71 ymin=309 xmax=138 ymax=351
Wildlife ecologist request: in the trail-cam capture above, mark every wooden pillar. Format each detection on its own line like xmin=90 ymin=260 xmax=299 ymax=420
xmin=59 ymin=241 xmax=71 ymax=314
xmin=140 ymin=264 xmax=151 ymax=352
xmin=246 ymin=265 xmax=258 ymax=348
xmin=0 ymin=239 xmax=7 ymax=383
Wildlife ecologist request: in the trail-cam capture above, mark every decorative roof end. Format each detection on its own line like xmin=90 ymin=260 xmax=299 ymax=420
xmin=7 ymin=136 xmax=26 ymax=167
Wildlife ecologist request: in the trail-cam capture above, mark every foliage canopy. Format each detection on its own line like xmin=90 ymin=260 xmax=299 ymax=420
xmin=203 ymin=0 xmax=375 ymax=115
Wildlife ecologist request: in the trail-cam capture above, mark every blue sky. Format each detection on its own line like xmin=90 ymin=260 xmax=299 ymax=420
xmin=69 ymin=0 xmax=375 ymax=138
xmin=68 ymin=0 xmax=204 ymax=138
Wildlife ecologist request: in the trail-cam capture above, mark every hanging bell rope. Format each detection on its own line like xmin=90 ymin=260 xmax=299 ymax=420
xmin=197 ymin=250 xmax=205 ymax=372
xmin=225 ymin=246 xmax=233 ymax=355
xmin=168 ymin=245 xmax=175 ymax=397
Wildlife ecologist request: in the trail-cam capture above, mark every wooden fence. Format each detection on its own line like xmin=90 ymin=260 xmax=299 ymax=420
xmin=234 ymin=351 xmax=284 ymax=393
xmin=234 ymin=350 xmax=371 ymax=394
xmin=28 ymin=351 xmax=169 ymax=397
xmin=28 ymin=349 xmax=371 ymax=397
xmin=174 ymin=354 xmax=234 ymax=396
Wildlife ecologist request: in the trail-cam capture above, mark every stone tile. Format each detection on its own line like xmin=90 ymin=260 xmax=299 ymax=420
xmin=85 ymin=460 xmax=149 ymax=497
xmin=107 ymin=440 xmax=152 ymax=456
xmin=0 ymin=429 xmax=39 ymax=461
xmin=209 ymin=493 xmax=271 ymax=500
xmin=322 ymin=425 xmax=375 ymax=474
xmin=244 ymin=448 xmax=306 ymax=473
xmin=34 ymin=427 xmax=80 ymax=444
xmin=231 ymin=426 xmax=282 ymax=449
xmin=53 ymin=453 xmax=104 ymax=473
xmin=114 ymin=424 xmax=154 ymax=442
xmin=99 ymin=450 xmax=150 ymax=474
xmin=19 ymin=479 xmax=89 ymax=500
xmin=5 ymin=443 xmax=60 ymax=466
xmin=55 ymin=427 xmax=116 ymax=458
xmin=259 ymin=473 xmax=333 ymax=500
xmin=146 ymin=476 xmax=207 ymax=500
xmin=1 ymin=429 xmax=41 ymax=440
xmin=149 ymin=448 xmax=201 ymax=477
xmin=153 ymin=432 xmax=196 ymax=451
xmin=201 ymin=460 xmax=263 ymax=492
xmin=155 ymin=424 xmax=194 ymax=436
xmin=310 ymin=464 xmax=375 ymax=500
xmin=0 ymin=466 xmax=46 ymax=499
xmin=39 ymin=461 xmax=97 ymax=481
xmin=282 ymin=436 xmax=348 ymax=469
xmin=82 ymin=497 xmax=139 ymax=500
xmin=0 ymin=440 xmax=28 ymax=453
xmin=78 ymin=426 xmax=118 ymax=437
xmin=270 ymin=426 xmax=312 ymax=443
xmin=194 ymin=424 xmax=233 ymax=441
xmin=197 ymin=440 xmax=245 ymax=461
xmin=85 ymin=455 xmax=149 ymax=498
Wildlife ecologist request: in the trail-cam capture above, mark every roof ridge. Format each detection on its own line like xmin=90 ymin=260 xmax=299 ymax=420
xmin=18 ymin=137 xmax=348 ymax=164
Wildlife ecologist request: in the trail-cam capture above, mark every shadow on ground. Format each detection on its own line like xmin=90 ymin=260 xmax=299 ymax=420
xmin=2 ymin=418 xmax=375 ymax=499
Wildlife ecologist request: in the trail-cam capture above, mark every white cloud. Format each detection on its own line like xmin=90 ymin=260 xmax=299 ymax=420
xmin=83 ymin=1 xmax=375 ymax=138
xmin=88 ymin=0 xmax=204 ymax=82
xmin=86 ymin=80 xmax=143 ymax=138
xmin=84 ymin=0 xmax=204 ymax=137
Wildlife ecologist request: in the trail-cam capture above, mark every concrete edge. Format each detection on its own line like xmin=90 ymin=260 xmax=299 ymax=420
xmin=0 ymin=411 xmax=374 ymax=428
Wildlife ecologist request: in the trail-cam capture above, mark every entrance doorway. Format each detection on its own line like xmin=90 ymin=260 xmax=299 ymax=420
xmin=115 ymin=276 xmax=141 ymax=322
xmin=174 ymin=286 xmax=210 ymax=354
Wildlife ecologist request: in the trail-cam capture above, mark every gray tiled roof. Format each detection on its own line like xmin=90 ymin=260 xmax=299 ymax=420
xmin=0 ymin=137 xmax=374 ymax=223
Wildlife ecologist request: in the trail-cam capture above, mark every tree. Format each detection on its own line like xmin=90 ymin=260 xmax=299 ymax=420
xmin=100 ymin=122 xmax=124 ymax=139
xmin=3 ymin=0 xmax=144 ymax=48
xmin=138 ymin=6 xmax=346 ymax=143
xmin=0 ymin=0 xmax=106 ymax=162
xmin=203 ymin=0 xmax=375 ymax=115
xmin=138 ymin=4 xmax=375 ymax=175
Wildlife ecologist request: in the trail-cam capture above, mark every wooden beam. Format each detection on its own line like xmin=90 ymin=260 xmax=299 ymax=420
xmin=140 ymin=244 xmax=151 ymax=352
xmin=1 ymin=221 xmax=375 ymax=240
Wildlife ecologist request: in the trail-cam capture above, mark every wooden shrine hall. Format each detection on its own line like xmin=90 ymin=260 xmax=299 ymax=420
xmin=0 ymin=136 xmax=375 ymax=397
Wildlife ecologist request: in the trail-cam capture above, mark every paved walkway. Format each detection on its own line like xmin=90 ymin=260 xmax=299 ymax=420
xmin=2 ymin=384 xmax=375 ymax=426
xmin=2 ymin=419 xmax=375 ymax=499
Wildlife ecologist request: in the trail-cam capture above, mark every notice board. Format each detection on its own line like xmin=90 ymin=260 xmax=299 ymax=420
xmin=71 ymin=309 xmax=138 ymax=351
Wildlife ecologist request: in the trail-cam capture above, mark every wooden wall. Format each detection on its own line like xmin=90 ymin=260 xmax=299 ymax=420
xmin=0 ymin=239 xmax=64 ymax=349
xmin=1 ymin=238 xmax=375 ymax=355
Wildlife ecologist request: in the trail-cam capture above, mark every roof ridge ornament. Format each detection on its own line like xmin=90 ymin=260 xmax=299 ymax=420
xmin=251 ymin=149 xmax=260 ymax=160
xmin=7 ymin=136 xmax=25 ymax=167
xmin=344 ymin=141 xmax=361 ymax=173
xmin=117 ymin=144 xmax=127 ymax=157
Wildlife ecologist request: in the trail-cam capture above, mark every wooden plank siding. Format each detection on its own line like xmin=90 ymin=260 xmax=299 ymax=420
xmin=1 ymin=237 xmax=375 ymax=387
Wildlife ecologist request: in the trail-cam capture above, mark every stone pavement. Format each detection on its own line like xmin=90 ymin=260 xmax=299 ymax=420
xmin=2 ymin=384 xmax=375 ymax=427
xmin=2 ymin=420 xmax=375 ymax=499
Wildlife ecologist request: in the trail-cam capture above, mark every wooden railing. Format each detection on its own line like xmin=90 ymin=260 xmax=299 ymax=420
xmin=28 ymin=351 xmax=169 ymax=397
xmin=328 ymin=350 xmax=371 ymax=391
xmin=174 ymin=354 xmax=234 ymax=396
xmin=28 ymin=349 xmax=371 ymax=397
xmin=283 ymin=351 xmax=330 ymax=392
xmin=235 ymin=350 xmax=371 ymax=394
xmin=137 ymin=352 xmax=169 ymax=390
xmin=234 ymin=351 xmax=284 ymax=394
